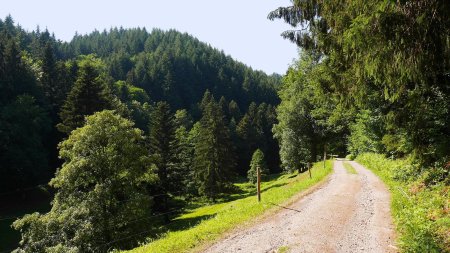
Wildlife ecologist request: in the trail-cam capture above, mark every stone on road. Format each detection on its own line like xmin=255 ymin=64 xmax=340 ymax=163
xmin=203 ymin=160 xmax=396 ymax=253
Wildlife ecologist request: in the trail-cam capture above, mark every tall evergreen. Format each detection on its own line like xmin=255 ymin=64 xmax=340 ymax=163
xmin=228 ymin=100 xmax=241 ymax=121
xmin=40 ymin=42 xmax=58 ymax=111
xmin=193 ymin=91 xmax=236 ymax=201
xmin=57 ymin=59 xmax=116 ymax=134
xmin=148 ymin=101 xmax=179 ymax=219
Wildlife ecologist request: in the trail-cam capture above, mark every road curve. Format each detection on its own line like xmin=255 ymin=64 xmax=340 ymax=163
xmin=203 ymin=160 xmax=396 ymax=253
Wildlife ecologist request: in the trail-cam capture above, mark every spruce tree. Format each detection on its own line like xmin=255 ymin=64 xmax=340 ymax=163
xmin=148 ymin=101 xmax=179 ymax=219
xmin=57 ymin=60 xmax=115 ymax=134
xmin=193 ymin=92 xmax=236 ymax=201
xmin=218 ymin=96 xmax=229 ymax=121
xmin=228 ymin=100 xmax=241 ymax=121
xmin=40 ymin=42 xmax=58 ymax=111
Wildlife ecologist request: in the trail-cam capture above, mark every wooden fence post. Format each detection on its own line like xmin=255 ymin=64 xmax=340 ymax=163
xmin=257 ymin=166 xmax=261 ymax=202
xmin=308 ymin=162 xmax=312 ymax=179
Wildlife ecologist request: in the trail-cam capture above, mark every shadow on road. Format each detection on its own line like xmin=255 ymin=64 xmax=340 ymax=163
xmin=268 ymin=202 xmax=302 ymax=213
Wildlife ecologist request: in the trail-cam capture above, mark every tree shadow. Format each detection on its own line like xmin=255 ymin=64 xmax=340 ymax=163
xmin=166 ymin=213 xmax=216 ymax=232
xmin=115 ymin=212 xmax=217 ymax=251
xmin=261 ymin=182 xmax=288 ymax=193
xmin=267 ymin=202 xmax=302 ymax=213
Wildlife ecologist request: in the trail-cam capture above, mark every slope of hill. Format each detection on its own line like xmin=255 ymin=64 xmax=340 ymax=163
xmin=57 ymin=28 xmax=281 ymax=110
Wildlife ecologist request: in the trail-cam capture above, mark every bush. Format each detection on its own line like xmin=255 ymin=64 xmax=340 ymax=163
xmin=345 ymin=154 xmax=355 ymax=160
xmin=247 ymin=149 xmax=268 ymax=183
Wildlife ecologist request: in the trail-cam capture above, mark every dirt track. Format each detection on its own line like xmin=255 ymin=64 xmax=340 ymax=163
xmin=203 ymin=160 xmax=396 ymax=253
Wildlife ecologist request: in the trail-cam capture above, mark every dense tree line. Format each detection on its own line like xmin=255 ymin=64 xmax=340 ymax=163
xmin=56 ymin=27 xmax=281 ymax=110
xmin=0 ymin=15 xmax=282 ymax=252
xmin=270 ymin=1 xmax=449 ymax=172
xmin=0 ymin=15 xmax=281 ymax=193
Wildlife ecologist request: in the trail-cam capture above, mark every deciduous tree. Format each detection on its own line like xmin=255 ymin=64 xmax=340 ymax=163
xmin=13 ymin=110 xmax=155 ymax=252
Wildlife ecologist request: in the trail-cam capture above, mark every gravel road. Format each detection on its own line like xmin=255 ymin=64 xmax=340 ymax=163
xmin=203 ymin=160 xmax=396 ymax=253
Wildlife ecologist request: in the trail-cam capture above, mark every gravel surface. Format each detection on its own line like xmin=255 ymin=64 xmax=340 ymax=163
xmin=203 ymin=160 xmax=396 ymax=253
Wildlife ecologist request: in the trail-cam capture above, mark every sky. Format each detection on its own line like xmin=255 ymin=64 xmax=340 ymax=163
xmin=0 ymin=0 xmax=299 ymax=74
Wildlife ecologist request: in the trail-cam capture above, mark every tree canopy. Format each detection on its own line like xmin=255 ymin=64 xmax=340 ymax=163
xmin=13 ymin=110 xmax=154 ymax=252
xmin=270 ymin=0 xmax=449 ymax=166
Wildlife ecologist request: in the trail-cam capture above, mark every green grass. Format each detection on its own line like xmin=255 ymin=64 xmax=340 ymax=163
xmin=124 ymin=161 xmax=333 ymax=253
xmin=343 ymin=162 xmax=357 ymax=174
xmin=277 ymin=246 xmax=290 ymax=253
xmin=356 ymin=153 xmax=449 ymax=253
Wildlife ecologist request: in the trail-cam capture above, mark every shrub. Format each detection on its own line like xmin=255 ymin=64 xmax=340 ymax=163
xmin=247 ymin=149 xmax=268 ymax=183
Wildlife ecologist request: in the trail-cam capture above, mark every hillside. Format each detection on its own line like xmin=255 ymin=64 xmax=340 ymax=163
xmin=57 ymin=28 xmax=281 ymax=110
xmin=0 ymin=16 xmax=282 ymax=252
xmin=0 ymin=15 xmax=281 ymax=191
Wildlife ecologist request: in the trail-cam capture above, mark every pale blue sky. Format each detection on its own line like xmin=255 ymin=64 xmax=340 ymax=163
xmin=0 ymin=0 xmax=298 ymax=74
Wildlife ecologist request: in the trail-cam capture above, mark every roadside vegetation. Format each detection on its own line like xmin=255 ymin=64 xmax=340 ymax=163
xmin=271 ymin=2 xmax=448 ymax=251
xmin=357 ymin=153 xmax=449 ymax=253
xmin=126 ymin=160 xmax=332 ymax=253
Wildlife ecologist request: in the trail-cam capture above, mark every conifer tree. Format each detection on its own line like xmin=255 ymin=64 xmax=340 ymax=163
xmin=247 ymin=149 xmax=268 ymax=183
xmin=218 ymin=96 xmax=229 ymax=121
xmin=148 ymin=101 xmax=179 ymax=218
xmin=40 ymin=42 xmax=58 ymax=111
xmin=228 ymin=100 xmax=241 ymax=121
xmin=193 ymin=92 xmax=236 ymax=201
xmin=57 ymin=59 xmax=116 ymax=134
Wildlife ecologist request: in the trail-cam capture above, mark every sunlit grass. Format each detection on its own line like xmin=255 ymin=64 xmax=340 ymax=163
xmin=343 ymin=161 xmax=357 ymax=174
xmin=125 ymin=161 xmax=333 ymax=253
xmin=277 ymin=245 xmax=290 ymax=253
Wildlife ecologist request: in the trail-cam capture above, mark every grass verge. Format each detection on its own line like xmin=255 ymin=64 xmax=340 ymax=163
xmin=356 ymin=153 xmax=449 ymax=253
xmin=125 ymin=160 xmax=333 ymax=253
xmin=343 ymin=162 xmax=357 ymax=174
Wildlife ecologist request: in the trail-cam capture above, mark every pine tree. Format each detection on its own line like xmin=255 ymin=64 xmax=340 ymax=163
xmin=174 ymin=123 xmax=195 ymax=195
xmin=40 ymin=42 xmax=58 ymax=111
xmin=228 ymin=100 xmax=241 ymax=121
xmin=148 ymin=101 xmax=179 ymax=219
xmin=193 ymin=92 xmax=236 ymax=201
xmin=57 ymin=60 xmax=116 ymax=134
xmin=218 ymin=96 xmax=229 ymax=121
xmin=247 ymin=149 xmax=268 ymax=183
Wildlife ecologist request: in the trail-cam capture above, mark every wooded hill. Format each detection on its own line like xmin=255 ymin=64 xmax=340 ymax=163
xmin=0 ymin=15 xmax=281 ymax=194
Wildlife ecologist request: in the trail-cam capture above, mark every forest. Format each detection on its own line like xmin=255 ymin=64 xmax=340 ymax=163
xmin=1 ymin=0 xmax=449 ymax=252
xmin=0 ymin=15 xmax=282 ymax=252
